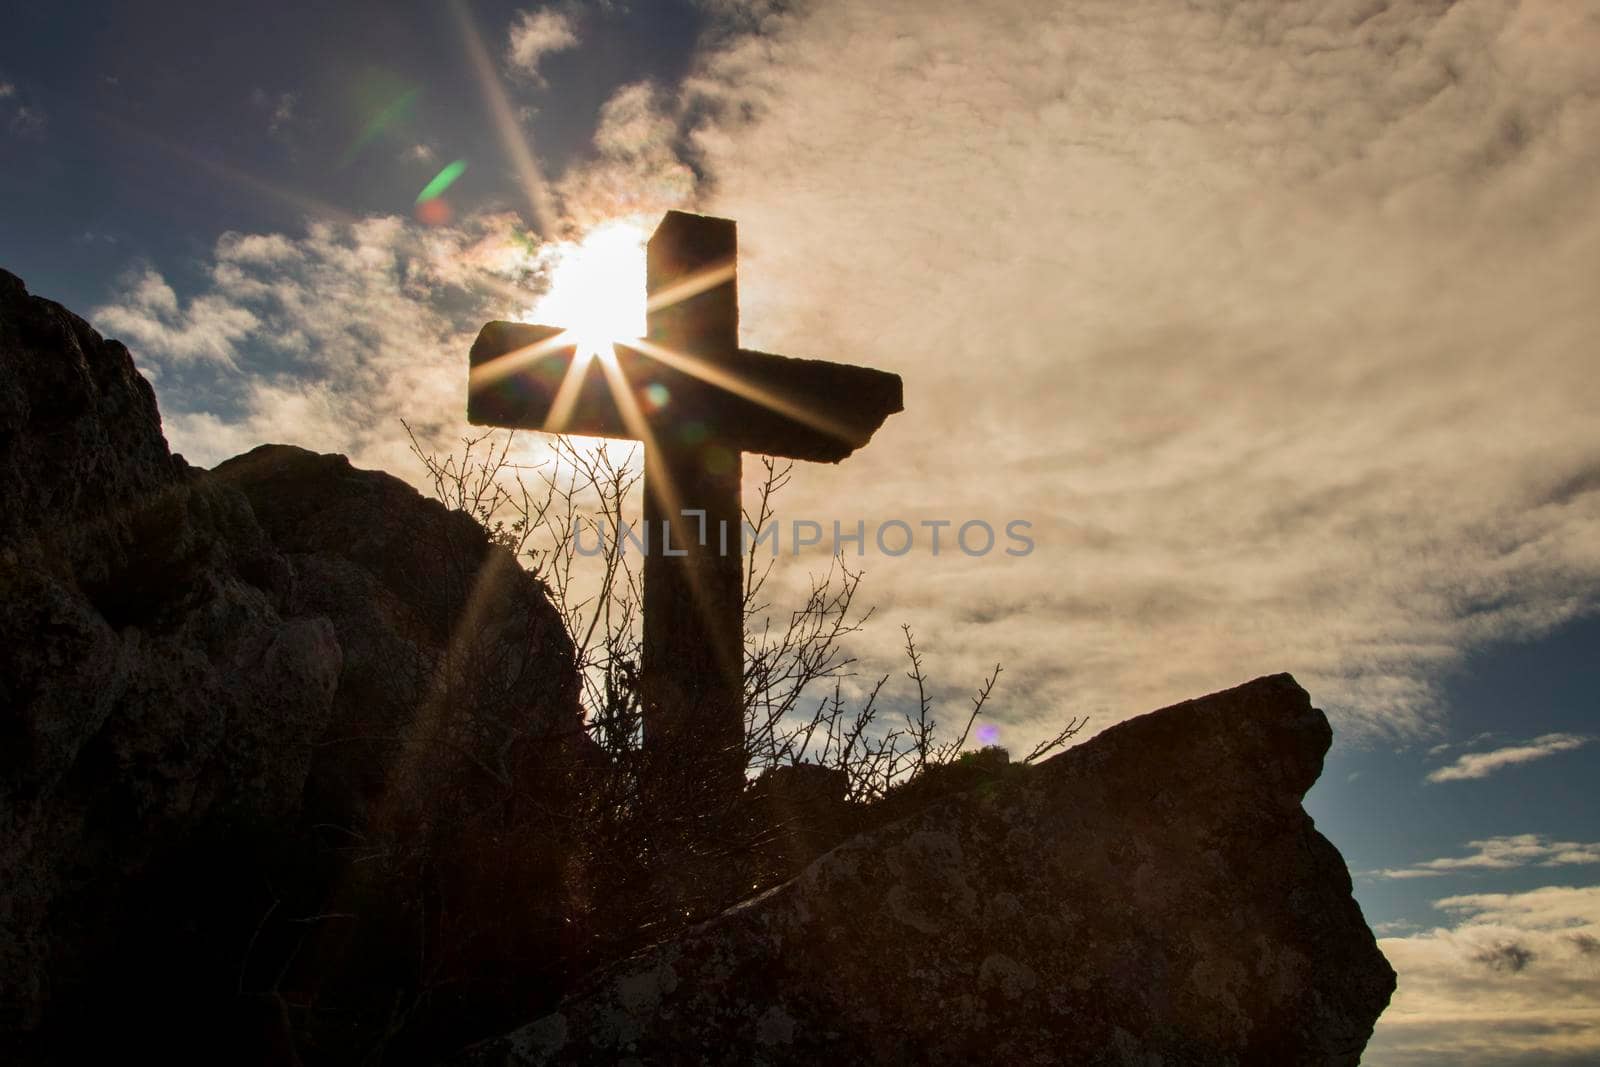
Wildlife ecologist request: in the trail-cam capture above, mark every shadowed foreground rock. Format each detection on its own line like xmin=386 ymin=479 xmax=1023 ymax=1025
xmin=2 ymin=270 xmax=1392 ymax=1064
xmin=456 ymin=674 xmax=1395 ymax=1066
xmin=0 ymin=270 xmax=584 ymax=1063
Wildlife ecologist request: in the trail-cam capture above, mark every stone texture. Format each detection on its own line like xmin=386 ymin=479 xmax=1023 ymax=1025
xmin=0 ymin=269 xmax=177 ymax=568
xmin=211 ymin=443 xmax=584 ymax=838
xmin=0 ymin=271 xmax=584 ymax=1062
xmin=455 ymin=674 xmax=1396 ymax=1066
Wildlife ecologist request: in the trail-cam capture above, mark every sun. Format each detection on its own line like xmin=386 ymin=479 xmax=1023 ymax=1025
xmin=524 ymin=219 xmax=648 ymax=356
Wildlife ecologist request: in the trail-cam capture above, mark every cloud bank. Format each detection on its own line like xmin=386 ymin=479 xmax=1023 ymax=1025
xmin=1373 ymin=886 xmax=1600 ymax=1065
xmin=95 ymin=214 xmax=548 ymax=479
xmin=93 ymin=0 xmax=1600 ymax=749
xmin=677 ymin=0 xmax=1600 ymax=737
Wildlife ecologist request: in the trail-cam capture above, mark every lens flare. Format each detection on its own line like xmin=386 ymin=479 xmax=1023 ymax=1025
xmin=415 ymin=198 xmax=453 ymax=226
xmin=338 ymin=86 xmax=420 ymax=168
xmin=416 ymin=159 xmax=468 ymax=203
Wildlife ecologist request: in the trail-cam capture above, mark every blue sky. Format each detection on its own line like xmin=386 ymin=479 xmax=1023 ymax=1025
xmin=3 ymin=2 xmax=1598 ymax=1062
xmin=1310 ymin=615 xmax=1600 ymax=1065
xmin=1 ymin=0 xmax=704 ymax=311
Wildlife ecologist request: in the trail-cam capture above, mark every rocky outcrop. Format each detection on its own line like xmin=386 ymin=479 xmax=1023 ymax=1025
xmin=0 ymin=271 xmax=584 ymax=1062
xmin=457 ymin=674 xmax=1395 ymax=1066
xmin=1 ymin=269 xmax=1393 ymax=1064
xmin=211 ymin=443 xmax=584 ymax=848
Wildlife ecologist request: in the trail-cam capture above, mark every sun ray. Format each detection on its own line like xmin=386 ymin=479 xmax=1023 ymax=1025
xmin=544 ymin=343 xmax=597 ymax=433
xmin=628 ymin=337 xmax=862 ymax=445
xmin=92 ymin=108 xmax=361 ymax=226
xmin=589 ymin=344 xmax=725 ymax=631
xmin=644 ymin=259 xmax=737 ymax=314
xmin=592 ymin=343 xmax=683 ymax=520
xmin=450 ymin=0 xmax=556 ymax=236
xmin=466 ymin=330 xmax=575 ymax=389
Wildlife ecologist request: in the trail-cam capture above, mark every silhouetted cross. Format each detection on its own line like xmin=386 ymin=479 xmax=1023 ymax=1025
xmin=468 ymin=211 xmax=902 ymax=800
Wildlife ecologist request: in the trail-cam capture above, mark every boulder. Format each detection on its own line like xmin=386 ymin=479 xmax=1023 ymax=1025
xmin=0 ymin=271 xmax=585 ymax=1062
xmin=454 ymin=674 xmax=1395 ymax=1066
xmin=0 ymin=269 xmax=178 ymax=568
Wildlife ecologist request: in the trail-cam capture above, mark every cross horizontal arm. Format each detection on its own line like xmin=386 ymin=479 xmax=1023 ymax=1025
xmin=468 ymin=321 xmax=904 ymax=463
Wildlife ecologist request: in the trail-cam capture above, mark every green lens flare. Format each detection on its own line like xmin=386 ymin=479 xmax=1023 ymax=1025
xmin=338 ymin=86 xmax=420 ymax=169
xmin=416 ymin=159 xmax=468 ymax=204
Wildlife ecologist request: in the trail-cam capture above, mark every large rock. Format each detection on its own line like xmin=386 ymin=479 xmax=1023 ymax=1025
xmin=0 ymin=269 xmax=177 ymax=565
xmin=211 ymin=443 xmax=584 ymax=844
xmin=456 ymin=674 xmax=1395 ymax=1066
xmin=2 ymin=269 xmax=1394 ymax=1064
xmin=0 ymin=271 xmax=585 ymax=1062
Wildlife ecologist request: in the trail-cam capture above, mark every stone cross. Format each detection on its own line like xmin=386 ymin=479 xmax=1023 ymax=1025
xmin=467 ymin=211 xmax=902 ymax=800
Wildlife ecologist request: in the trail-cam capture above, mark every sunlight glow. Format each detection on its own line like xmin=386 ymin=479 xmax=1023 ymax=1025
xmin=525 ymin=220 xmax=649 ymax=356
xmin=630 ymin=337 xmax=859 ymax=444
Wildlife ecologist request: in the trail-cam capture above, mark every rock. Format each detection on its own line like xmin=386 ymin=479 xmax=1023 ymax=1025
xmin=0 ymin=269 xmax=183 ymax=591
xmin=454 ymin=674 xmax=1395 ymax=1066
xmin=2 ymin=270 xmax=1393 ymax=1064
xmin=1 ymin=271 xmax=343 ymax=1044
xmin=210 ymin=443 xmax=584 ymax=837
xmin=0 ymin=272 xmax=585 ymax=1062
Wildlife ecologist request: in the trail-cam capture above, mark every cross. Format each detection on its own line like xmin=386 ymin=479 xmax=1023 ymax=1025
xmin=467 ymin=211 xmax=903 ymax=801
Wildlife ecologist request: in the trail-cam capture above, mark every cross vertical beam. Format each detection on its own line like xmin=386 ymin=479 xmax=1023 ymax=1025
xmin=642 ymin=212 xmax=746 ymax=799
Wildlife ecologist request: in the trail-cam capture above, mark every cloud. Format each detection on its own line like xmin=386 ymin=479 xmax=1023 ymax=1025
xmin=251 ymin=89 xmax=297 ymax=137
xmin=1473 ymin=940 xmax=1537 ymax=973
xmin=93 ymin=267 xmax=260 ymax=368
xmin=1377 ymin=835 xmax=1600 ymax=879
xmin=1428 ymin=731 xmax=1500 ymax=758
xmin=654 ymin=0 xmax=1600 ymax=739
xmin=1371 ymin=885 xmax=1600 ymax=1064
xmin=0 ymin=75 xmax=45 ymax=135
xmin=1570 ymin=933 xmax=1600 ymax=957
xmin=554 ymin=82 xmax=697 ymax=228
xmin=506 ymin=8 xmax=579 ymax=83
xmin=92 ymin=213 xmax=556 ymax=476
xmin=96 ymin=0 xmax=1600 ymax=751
xmin=1428 ymin=735 xmax=1593 ymax=783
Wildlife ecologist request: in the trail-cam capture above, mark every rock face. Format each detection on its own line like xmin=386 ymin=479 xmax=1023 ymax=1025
xmin=458 ymin=674 xmax=1395 ymax=1066
xmin=0 ymin=271 xmax=584 ymax=1062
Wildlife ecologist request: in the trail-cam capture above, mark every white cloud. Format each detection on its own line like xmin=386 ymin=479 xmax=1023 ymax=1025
xmin=1428 ymin=731 xmax=1500 ymax=759
xmin=1429 ymin=735 xmax=1593 ymax=783
xmin=0 ymin=82 xmax=13 ymax=99
xmin=506 ymin=8 xmax=579 ymax=83
xmin=555 ymin=82 xmax=697 ymax=229
xmin=93 ymin=267 xmax=259 ymax=368
xmin=97 ymin=0 xmax=1600 ymax=752
xmin=660 ymin=0 xmax=1600 ymax=739
xmin=1371 ymin=885 xmax=1600 ymax=1065
xmin=90 ymin=213 xmax=554 ymax=475
xmin=1377 ymin=835 xmax=1600 ymax=879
